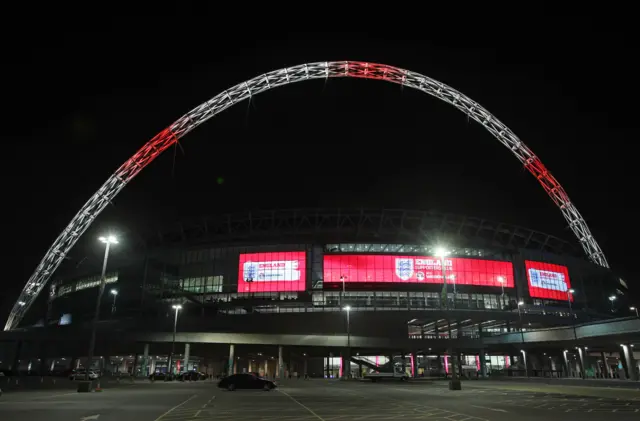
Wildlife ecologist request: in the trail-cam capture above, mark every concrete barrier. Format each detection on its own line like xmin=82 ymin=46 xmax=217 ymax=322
xmin=485 ymin=377 xmax=640 ymax=389
xmin=0 ymin=376 xmax=83 ymax=393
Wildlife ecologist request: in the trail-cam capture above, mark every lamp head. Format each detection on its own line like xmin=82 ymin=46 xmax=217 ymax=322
xmin=99 ymin=235 xmax=118 ymax=244
xmin=434 ymin=247 xmax=449 ymax=258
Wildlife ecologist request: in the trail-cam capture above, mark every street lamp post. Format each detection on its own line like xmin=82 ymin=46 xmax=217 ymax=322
xmin=609 ymin=295 xmax=616 ymax=312
xmin=110 ymin=289 xmax=118 ymax=315
xmin=435 ymin=247 xmax=460 ymax=390
xmin=435 ymin=248 xmax=450 ymax=309
xmin=517 ymin=300 xmax=525 ymax=343
xmin=168 ymin=304 xmax=182 ymax=377
xmin=340 ymin=275 xmax=346 ymax=305
xmin=343 ymin=305 xmax=351 ymax=379
xmin=497 ymin=276 xmax=505 ymax=309
xmin=85 ymin=235 xmax=118 ymax=381
xmin=631 ymin=306 xmax=639 ymax=318
xmin=567 ymin=288 xmax=575 ymax=318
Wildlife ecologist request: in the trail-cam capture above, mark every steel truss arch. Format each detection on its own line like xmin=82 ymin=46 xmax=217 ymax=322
xmin=4 ymin=61 xmax=608 ymax=331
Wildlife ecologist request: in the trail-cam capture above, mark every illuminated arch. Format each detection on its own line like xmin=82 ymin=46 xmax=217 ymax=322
xmin=4 ymin=61 xmax=608 ymax=330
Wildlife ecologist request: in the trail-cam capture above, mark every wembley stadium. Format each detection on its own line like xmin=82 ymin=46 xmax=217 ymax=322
xmin=1 ymin=61 xmax=637 ymax=383
xmin=2 ymin=208 xmax=636 ymax=382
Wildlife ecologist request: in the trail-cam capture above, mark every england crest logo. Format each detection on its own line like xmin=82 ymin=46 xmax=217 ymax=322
xmin=395 ymin=258 xmax=414 ymax=281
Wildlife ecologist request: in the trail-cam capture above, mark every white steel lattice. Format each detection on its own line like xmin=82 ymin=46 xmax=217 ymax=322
xmin=4 ymin=61 xmax=608 ymax=331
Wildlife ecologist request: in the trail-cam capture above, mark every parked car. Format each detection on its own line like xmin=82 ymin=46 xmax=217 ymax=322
xmin=69 ymin=369 xmax=99 ymax=380
xmin=149 ymin=372 xmax=174 ymax=381
xmin=218 ymin=373 xmax=277 ymax=391
xmin=178 ymin=371 xmax=208 ymax=381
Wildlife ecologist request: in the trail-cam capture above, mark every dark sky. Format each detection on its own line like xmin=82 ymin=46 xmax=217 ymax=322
xmin=2 ymin=14 xmax=639 ymax=318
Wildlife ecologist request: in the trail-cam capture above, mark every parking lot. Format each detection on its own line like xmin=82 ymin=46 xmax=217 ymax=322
xmin=1 ymin=379 xmax=639 ymax=421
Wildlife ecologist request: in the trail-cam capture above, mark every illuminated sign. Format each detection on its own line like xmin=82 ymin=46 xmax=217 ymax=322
xmin=525 ymin=260 xmax=572 ymax=301
xmin=238 ymin=252 xmax=306 ymax=292
xmin=323 ymin=255 xmax=514 ymax=287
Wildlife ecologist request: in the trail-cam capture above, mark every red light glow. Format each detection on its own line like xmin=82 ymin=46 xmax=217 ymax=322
xmin=525 ymin=260 xmax=572 ymax=301
xmin=324 ymin=255 xmax=514 ymax=287
xmin=238 ymin=252 xmax=306 ymax=293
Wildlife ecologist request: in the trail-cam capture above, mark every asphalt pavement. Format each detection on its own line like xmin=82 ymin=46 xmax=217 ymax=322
xmin=1 ymin=378 xmax=639 ymax=421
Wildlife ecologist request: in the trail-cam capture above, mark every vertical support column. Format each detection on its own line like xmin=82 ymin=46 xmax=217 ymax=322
xmin=325 ymin=356 xmax=330 ymax=378
xmin=562 ymin=350 xmax=570 ymax=377
xmin=620 ymin=344 xmax=638 ymax=381
xmin=411 ymin=352 xmax=418 ymax=378
xmin=601 ymin=352 xmax=611 ymax=378
xmin=142 ymin=344 xmax=150 ymax=377
xmin=264 ymin=359 xmax=269 ymax=378
xmin=304 ymin=356 xmax=308 ymax=378
xmin=278 ymin=345 xmax=284 ymax=380
xmin=479 ymin=349 xmax=487 ymax=377
xmin=149 ymin=356 xmax=156 ymax=375
xmin=228 ymin=344 xmax=235 ymax=376
xmin=577 ymin=347 xmax=586 ymax=378
xmin=184 ymin=343 xmax=190 ymax=373
xmin=521 ymin=349 xmax=529 ymax=377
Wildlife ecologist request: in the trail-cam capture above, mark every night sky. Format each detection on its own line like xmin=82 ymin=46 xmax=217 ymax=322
xmin=2 ymin=14 xmax=639 ymax=319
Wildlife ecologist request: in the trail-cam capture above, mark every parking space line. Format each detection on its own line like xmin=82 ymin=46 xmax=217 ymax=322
xmin=470 ymin=405 xmax=507 ymax=413
xmin=153 ymin=394 xmax=198 ymax=421
xmin=279 ymin=390 xmax=327 ymax=421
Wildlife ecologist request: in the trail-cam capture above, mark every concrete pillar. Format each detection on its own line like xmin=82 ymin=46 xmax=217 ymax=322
xmin=621 ymin=344 xmax=638 ymax=381
xmin=457 ymin=353 xmax=463 ymax=377
xmin=479 ymin=350 xmax=487 ymax=377
xmin=184 ymin=343 xmax=190 ymax=373
xmin=228 ymin=344 xmax=235 ymax=376
xmin=411 ymin=352 xmax=418 ymax=378
xmin=278 ymin=345 xmax=284 ymax=380
xmin=341 ymin=353 xmax=349 ymax=378
xmin=149 ymin=356 xmax=156 ymax=375
xmin=600 ymin=352 xmax=611 ymax=378
xmin=562 ymin=350 xmax=570 ymax=377
xmin=304 ymin=357 xmax=308 ymax=377
xmin=577 ymin=347 xmax=586 ymax=378
xmin=521 ymin=350 xmax=529 ymax=377
xmin=325 ymin=356 xmax=330 ymax=378
xmin=142 ymin=344 xmax=150 ymax=377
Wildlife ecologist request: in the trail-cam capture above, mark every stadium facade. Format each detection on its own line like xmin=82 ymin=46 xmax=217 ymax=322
xmin=1 ymin=208 xmax=638 ymax=381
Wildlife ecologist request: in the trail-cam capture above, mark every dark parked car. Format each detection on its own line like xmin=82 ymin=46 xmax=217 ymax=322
xmin=178 ymin=371 xmax=208 ymax=381
xmin=218 ymin=373 xmax=277 ymax=391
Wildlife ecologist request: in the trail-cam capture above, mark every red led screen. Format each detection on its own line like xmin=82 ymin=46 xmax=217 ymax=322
xmin=238 ymin=252 xmax=306 ymax=293
xmin=525 ymin=260 xmax=572 ymax=301
xmin=323 ymin=255 xmax=514 ymax=287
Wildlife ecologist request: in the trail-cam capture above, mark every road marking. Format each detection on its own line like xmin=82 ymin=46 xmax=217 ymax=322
xmin=80 ymin=415 xmax=100 ymax=421
xmin=194 ymin=410 xmax=201 ymax=418
xmin=153 ymin=394 xmax=198 ymax=421
xmin=279 ymin=390 xmax=326 ymax=421
xmin=471 ymin=405 xmax=508 ymax=413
